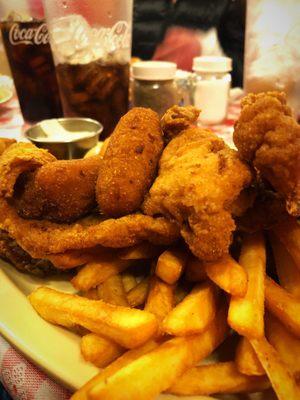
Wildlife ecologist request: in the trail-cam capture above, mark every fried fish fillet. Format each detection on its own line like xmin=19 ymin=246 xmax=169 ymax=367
xmin=96 ymin=107 xmax=163 ymax=217
xmin=0 ymin=200 xmax=179 ymax=258
xmin=0 ymin=142 xmax=56 ymax=198
xmin=143 ymin=127 xmax=252 ymax=261
xmin=0 ymin=141 xmax=179 ymax=259
xmin=14 ymin=155 xmax=102 ymax=222
xmin=0 ymin=142 xmax=102 ymax=222
xmin=233 ymin=91 xmax=300 ymax=216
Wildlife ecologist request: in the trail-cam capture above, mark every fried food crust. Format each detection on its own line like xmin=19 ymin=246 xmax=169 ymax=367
xmin=143 ymin=127 xmax=252 ymax=261
xmin=0 ymin=142 xmax=102 ymax=222
xmin=0 ymin=142 xmax=179 ymax=258
xmin=0 ymin=138 xmax=16 ymax=156
xmin=0 ymin=199 xmax=179 ymax=258
xmin=14 ymin=156 xmax=102 ymax=222
xmin=161 ymin=105 xmax=200 ymax=141
xmin=233 ymin=91 xmax=300 ymax=216
xmin=0 ymin=142 xmax=56 ymax=198
xmin=96 ymin=108 xmax=163 ymax=217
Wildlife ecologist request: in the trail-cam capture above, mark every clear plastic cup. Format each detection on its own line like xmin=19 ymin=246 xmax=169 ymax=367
xmin=244 ymin=0 xmax=300 ymax=119
xmin=43 ymin=0 xmax=133 ymax=137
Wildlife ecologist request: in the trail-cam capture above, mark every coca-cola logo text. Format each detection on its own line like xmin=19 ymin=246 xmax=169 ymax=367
xmin=92 ymin=21 xmax=130 ymax=49
xmin=9 ymin=23 xmax=49 ymax=46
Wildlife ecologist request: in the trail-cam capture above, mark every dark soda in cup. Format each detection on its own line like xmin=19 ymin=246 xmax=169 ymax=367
xmin=55 ymin=61 xmax=129 ymax=138
xmin=43 ymin=1 xmax=133 ymax=137
xmin=0 ymin=15 xmax=62 ymax=123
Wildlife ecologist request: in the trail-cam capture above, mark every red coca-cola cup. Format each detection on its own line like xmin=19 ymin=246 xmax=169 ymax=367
xmin=0 ymin=1 xmax=62 ymax=123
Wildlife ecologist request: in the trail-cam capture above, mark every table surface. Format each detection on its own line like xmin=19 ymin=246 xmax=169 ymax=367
xmin=0 ymin=91 xmax=242 ymax=400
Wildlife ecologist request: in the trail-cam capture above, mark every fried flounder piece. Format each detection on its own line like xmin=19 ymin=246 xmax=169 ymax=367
xmin=0 ymin=142 xmax=102 ymax=222
xmin=0 ymin=142 xmax=56 ymax=198
xmin=14 ymin=156 xmax=102 ymax=222
xmin=233 ymin=91 xmax=300 ymax=216
xmin=0 ymin=199 xmax=179 ymax=259
xmin=143 ymin=127 xmax=252 ymax=261
xmin=96 ymin=107 xmax=163 ymax=217
xmin=0 ymin=142 xmax=179 ymax=259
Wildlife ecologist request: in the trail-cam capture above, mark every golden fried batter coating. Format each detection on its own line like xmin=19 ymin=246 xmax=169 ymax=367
xmin=233 ymin=91 xmax=300 ymax=216
xmin=14 ymin=156 xmax=102 ymax=223
xmin=0 ymin=142 xmax=179 ymax=257
xmin=0 ymin=142 xmax=56 ymax=198
xmin=96 ymin=108 xmax=163 ymax=217
xmin=161 ymin=105 xmax=200 ymax=141
xmin=143 ymin=127 xmax=252 ymax=261
xmin=0 ymin=138 xmax=16 ymax=156
xmin=0 ymin=141 xmax=102 ymax=222
xmin=0 ymin=199 xmax=179 ymax=258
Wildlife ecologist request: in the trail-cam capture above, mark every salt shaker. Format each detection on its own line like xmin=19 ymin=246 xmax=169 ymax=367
xmin=131 ymin=61 xmax=178 ymax=116
xmin=192 ymin=56 xmax=232 ymax=124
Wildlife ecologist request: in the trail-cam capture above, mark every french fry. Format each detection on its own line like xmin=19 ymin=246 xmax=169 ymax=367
xmin=81 ymin=288 xmax=99 ymax=300
xmin=266 ymin=313 xmax=300 ymax=380
xmin=265 ymin=276 xmax=300 ymax=338
xmin=155 ymin=247 xmax=187 ymax=284
xmin=80 ymin=333 xmax=124 ymax=368
xmin=184 ymin=256 xmax=207 ymax=282
xmin=88 ymin=306 xmax=228 ymax=400
xmin=174 ymin=284 xmax=189 ymax=305
xmin=235 ymin=336 xmax=265 ymax=376
xmin=250 ymin=336 xmax=300 ymax=400
xmin=168 ymin=361 xmax=270 ymax=395
xmin=204 ymin=255 xmax=247 ymax=297
xmin=71 ymin=340 xmax=159 ymax=400
xmin=162 ymin=281 xmax=218 ymax=336
xmin=228 ymin=232 xmax=266 ymax=338
xmin=118 ymin=243 xmax=161 ymax=260
xmin=121 ymin=273 xmax=137 ymax=293
xmin=272 ymin=216 xmax=300 ymax=267
xmin=97 ymin=274 xmax=129 ymax=306
xmin=28 ymin=287 xmax=158 ymax=348
xmin=144 ymin=276 xmax=174 ymax=335
xmin=126 ymin=276 xmax=150 ymax=307
xmin=71 ymin=255 xmax=132 ymax=291
xmin=270 ymin=234 xmax=300 ymax=298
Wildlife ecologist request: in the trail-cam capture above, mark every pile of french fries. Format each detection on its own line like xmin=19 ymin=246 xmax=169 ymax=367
xmin=28 ymin=217 xmax=300 ymax=400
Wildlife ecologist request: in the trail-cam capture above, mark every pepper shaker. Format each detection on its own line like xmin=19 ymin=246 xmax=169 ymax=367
xmin=131 ymin=61 xmax=178 ymax=116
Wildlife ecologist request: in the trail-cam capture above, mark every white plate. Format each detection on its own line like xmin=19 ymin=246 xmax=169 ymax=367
xmin=0 ymin=260 xmax=276 ymax=399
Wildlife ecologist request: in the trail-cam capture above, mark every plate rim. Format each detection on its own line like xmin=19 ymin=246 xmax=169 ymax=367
xmin=0 ymin=261 xmax=99 ymax=392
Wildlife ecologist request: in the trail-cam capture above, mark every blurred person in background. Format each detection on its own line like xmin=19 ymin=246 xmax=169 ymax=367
xmin=132 ymin=0 xmax=171 ymax=60
xmin=132 ymin=0 xmax=245 ymax=86
xmin=218 ymin=0 xmax=246 ymax=87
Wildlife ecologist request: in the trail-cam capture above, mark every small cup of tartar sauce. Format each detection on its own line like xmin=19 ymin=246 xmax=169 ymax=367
xmin=25 ymin=118 xmax=103 ymax=159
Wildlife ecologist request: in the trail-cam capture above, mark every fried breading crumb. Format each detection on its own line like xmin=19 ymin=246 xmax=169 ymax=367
xmin=143 ymin=127 xmax=252 ymax=261
xmin=234 ymin=91 xmax=300 ymax=216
